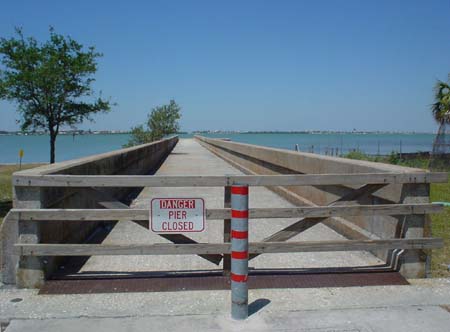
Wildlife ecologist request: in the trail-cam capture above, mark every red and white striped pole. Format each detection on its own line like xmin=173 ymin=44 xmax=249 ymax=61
xmin=230 ymin=184 xmax=249 ymax=320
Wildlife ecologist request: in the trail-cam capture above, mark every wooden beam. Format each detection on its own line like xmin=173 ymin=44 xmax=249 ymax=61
xmin=9 ymin=203 xmax=443 ymax=221
xmin=207 ymin=203 xmax=443 ymax=219
xmin=15 ymin=238 xmax=443 ymax=256
xmin=12 ymin=172 xmax=448 ymax=188
xmin=11 ymin=209 xmax=149 ymax=221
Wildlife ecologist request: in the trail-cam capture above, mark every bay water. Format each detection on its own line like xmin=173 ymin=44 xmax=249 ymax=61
xmin=0 ymin=132 xmax=436 ymax=164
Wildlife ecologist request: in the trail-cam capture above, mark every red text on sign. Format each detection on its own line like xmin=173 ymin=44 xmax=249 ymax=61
xmin=159 ymin=199 xmax=195 ymax=209
xmin=162 ymin=221 xmax=194 ymax=231
xmin=168 ymin=210 xmax=187 ymax=219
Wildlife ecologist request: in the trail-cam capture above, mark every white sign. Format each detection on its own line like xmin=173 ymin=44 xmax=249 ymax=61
xmin=151 ymin=198 xmax=205 ymax=233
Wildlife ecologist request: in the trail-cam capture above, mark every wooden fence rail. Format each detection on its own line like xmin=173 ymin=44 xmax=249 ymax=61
xmin=12 ymin=172 xmax=448 ymax=187
xmin=10 ymin=203 xmax=443 ymax=221
xmin=15 ymin=238 xmax=443 ymax=256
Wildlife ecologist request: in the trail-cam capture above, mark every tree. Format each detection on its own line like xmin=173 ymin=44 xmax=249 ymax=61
xmin=125 ymin=100 xmax=181 ymax=147
xmin=429 ymin=74 xmax=450 ymax=170
xmin=147 ymin=100 xmax=181 ymax=141
xmin=431 ymin=75 xmax=450 ymax=124
xmin=0 ymin=27 xmax=112 ymax=163
xmin=124 ymin=125 xmax=153 ymax=147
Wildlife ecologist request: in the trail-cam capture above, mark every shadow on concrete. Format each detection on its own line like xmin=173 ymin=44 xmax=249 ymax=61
xmin=0 ymin=200 xmax=12 ymax=219
xmin=248 ymin=298 xmax=271 ymax=316
xmin=39 ymin=271 xmax=408 ymax=295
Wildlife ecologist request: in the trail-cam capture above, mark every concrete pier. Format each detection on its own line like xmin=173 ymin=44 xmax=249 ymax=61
xmin=78 ymin=139 xmax=382 ymax=275
xmin=2 ymin=138 xmax=449 ymax=332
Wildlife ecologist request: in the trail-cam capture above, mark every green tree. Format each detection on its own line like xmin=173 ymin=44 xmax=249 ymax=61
xmin=147 ymin=100 xmax=181 ymax=140
xmin=0 ymin=27 xmax=112 ymax=163
xmin=125 ymin=125 xmax=153 ymax=147
xmin=431 ymin=74 xmax=450 ymax=124
xmin=125 ymin=100 xmax=181 ymax=147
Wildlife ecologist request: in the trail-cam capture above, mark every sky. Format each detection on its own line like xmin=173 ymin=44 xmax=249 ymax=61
xmin=0 ymin=0 xmax=449 ymax=133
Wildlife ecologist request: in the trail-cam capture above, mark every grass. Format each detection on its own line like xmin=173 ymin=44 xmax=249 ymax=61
xmin=343 ymin=151 xmax=450 ymax=277
xmin=430 ymin=178 xmax=450 ymax=277
xmin=0 ymin=164 xmax=44 ymax=225
xmin=343 ymin=150 xmax=430 ymax=169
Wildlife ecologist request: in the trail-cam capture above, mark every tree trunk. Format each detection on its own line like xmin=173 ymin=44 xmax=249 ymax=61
xmin=49 ymin=132 xmax=56 ymax=164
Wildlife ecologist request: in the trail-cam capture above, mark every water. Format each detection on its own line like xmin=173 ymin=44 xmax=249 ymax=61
xmin=0 ymin=134 xmax=131 ymax=164
xmin=0 ymin=132 xmax=436 ymax=163
xmin=198 ymin=132 xmax=435 ymax=156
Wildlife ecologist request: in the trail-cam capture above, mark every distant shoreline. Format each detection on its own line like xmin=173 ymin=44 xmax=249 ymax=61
xmin=193 ymin=131 xmax=435 ymax=135
xmin=0 ymin=131 xmax=131 ymax=136
xmin=0 ymin=162 xmax=46 ymax=167
xmin=0 ymin=130 xmax=435 ymax=136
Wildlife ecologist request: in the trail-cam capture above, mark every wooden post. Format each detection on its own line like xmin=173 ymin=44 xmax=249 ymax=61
xmin=14 ymin=186 xmax=45 ymax=288
xmin=0 ymin=212 xmax=19 ymax=284
xmin=399 ymin=183 xmax=430 ymax=278
xmin=223 ymin=186 xmax=231 ymax=275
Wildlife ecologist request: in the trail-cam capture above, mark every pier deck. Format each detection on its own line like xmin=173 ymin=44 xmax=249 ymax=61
xmin=78 ymin=138 xmax=382 ymax=274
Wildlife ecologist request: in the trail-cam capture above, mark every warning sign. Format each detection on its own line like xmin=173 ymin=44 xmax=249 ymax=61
xmin=151 ymin=198 xmax=205 ymax=233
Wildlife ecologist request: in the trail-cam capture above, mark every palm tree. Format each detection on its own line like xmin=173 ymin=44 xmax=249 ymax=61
xmin=430 ymin=74 xmax=450 ymax=170
xmin=431 ymin=75 xmax=450 ymax=124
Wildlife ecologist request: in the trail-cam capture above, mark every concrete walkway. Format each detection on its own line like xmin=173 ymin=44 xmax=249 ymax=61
xmin=80 ymin=138 xmax=382 ymax=274
xmin=1 ymin=279 xmax=450 ymax=331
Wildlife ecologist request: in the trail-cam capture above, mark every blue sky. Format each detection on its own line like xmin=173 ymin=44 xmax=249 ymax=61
xmin=0 ymin=0 xmax=449 ymax=132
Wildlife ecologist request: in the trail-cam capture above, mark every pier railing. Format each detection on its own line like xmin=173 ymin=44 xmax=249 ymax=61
xmin=4 ymin=171 xmax=447 ymax=290
xmin=11 ymin=172 xmax=448 ymax=187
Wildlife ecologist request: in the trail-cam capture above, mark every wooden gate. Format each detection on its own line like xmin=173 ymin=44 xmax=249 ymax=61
xmin=2 ymin=171 xmax=447 ymax=288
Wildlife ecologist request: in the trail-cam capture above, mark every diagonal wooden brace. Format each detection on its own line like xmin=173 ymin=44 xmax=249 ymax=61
xmin=249 ymin=183 xmax=387 ymax=260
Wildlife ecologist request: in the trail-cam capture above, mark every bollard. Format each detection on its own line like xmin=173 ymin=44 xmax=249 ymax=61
xmin=230 ymin=184 xmax=249 ymax=320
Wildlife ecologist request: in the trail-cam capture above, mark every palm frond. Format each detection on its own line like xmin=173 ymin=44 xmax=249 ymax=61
xmin=432 ymin=80 xmax=450 ymax=123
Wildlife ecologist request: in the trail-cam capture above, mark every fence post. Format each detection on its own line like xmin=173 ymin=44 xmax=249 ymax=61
xmin=13 ymin=186 xmax=45 ymax=288
xmin=223 ymin=185 xmax=231 ymax=275
xmin=231 ymin=184 xmax=249 ymax=320
xmin=0 ymin=211 xmax=19 ymax=285
xmin=399 ymin=183 xmax=430 ymax=278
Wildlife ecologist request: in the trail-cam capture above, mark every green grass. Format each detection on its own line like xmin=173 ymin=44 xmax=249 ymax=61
xmin=343 ymin=150 xmax=430 ymax=169
xmin=430 ymin=179 xmax=450 ymax=277
xmin=0 ymin=164 xmax=44 ymax=224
